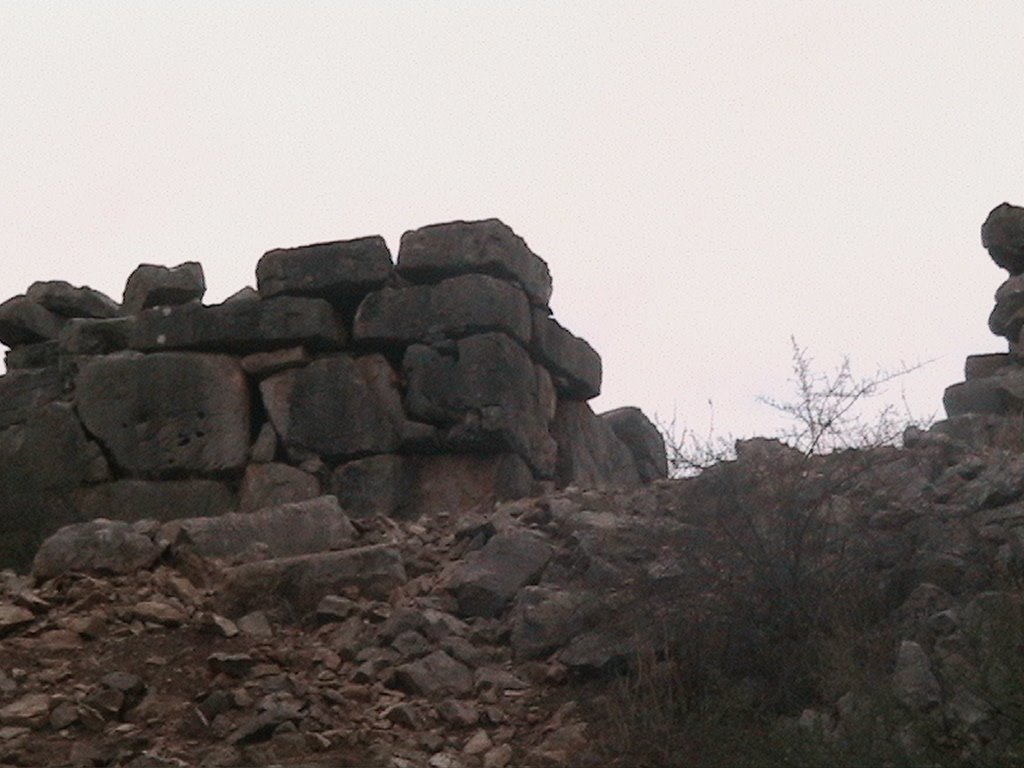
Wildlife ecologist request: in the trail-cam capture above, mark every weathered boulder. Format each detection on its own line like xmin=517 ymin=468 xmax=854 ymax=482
xmin=130 ymin=296 xmax=347 ymax=353
xmin=159 ymin=495 xmax=355 ymax=560
xmin=551 ymin=401 xmax=640 ymax=488
xmin=447 ymin=529 xmax=554 ymax=618
xmin=122 ymin=262 xmax=205 ymax=313
xmin=238 ymin=463 xmax=320 ymax=512
xmin=330 ymin=454 xmax=411 ymax=518
xmin=0 ymin=295 xmax=66 ymax=346
xmin=510 ymin=586 xmax=588 ymax=660
xmin=32 ymin=519 xmax=163 ymax=581
xmin=25 ymin=281 xmax=120 ymax=319
xmin=943 ymin=373 xmax=1024 ymax=417
xmin=403 ymin=333 xmax=557 ymax=477
xmin=0 ymin=403 xmax=108 ymax=491
xmin=397 ymin=219 xmax=553 ymax=307
xmin=69 ymin=479 xmax=234 ymax=523
xmin=256 ymin=236 xmax=393 ymax=304
xmin=390 ymin=650 xmax=474 ymax=697
xmin=600 ymin=407 xmax=668 ymax=482
xmin=530 ymin=310 xmax=601 ymax=400
xmin=260 ymin=354 xmax=404 ymax=461
xmin=0 ymin=367 xmax=65 ymax=429
xmin=892 ymin=640 xmax=942 ymax=711
xmin=353 ymin=274 xmax=532 ymax=347
xmin=58 ymin=317 xmax=134 ymax=356
xmin=988 ymin=274 xmax=1024 ymax=339
xmin=982 ymin=202 xmax=1024 ymax=274
xmin=76 ymin=352 xmax=250 ymax=478
xmin=218 ymin=544 xmax=407 ymax=614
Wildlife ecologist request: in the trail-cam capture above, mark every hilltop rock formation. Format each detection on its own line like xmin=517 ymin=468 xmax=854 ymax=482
xmin=0 ymin=218 xmax=666 ymax=570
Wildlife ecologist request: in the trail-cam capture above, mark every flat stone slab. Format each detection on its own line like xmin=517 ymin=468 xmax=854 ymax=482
xmin=944 ymin=373 xmax=1024 ymax=417
xmin=159 ymin=495 xmax=354 ymax=560
xmin=396 ymin=219 xmax=553 ymax=307
xmin=130 ymin=295 xmax=347 ymax=353
xmin=256 ymin=236 xmax=393 ymax=304
xmin=122 ymin=262 xmax=205 ymax=313
xmin=76 ymin=352 xmax=250 ymax=478
xmin=0 ymin=296 xmax=66 ymax=346
xmin=353 ymin=274 xmax=531 ymax=347
xmin=70 ymin=479 xmax=234 ymax=523
xmin=32 ymin=519 xmax=163 ymax=581
xmin=218 ymin=544 xmax=407 ymax=615
xmin=26 ymin=280 xmax=120 ymax=319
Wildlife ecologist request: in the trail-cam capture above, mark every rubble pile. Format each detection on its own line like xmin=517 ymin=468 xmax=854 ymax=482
xmin=0 ymin=219 xmax=666 ymax=570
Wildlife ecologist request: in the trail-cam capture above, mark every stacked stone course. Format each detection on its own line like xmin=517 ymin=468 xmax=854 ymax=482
xmin=939 ymin=203 xmax=1024 ymax=438
xmin=0 ymin=218 xmax=666 ymax=570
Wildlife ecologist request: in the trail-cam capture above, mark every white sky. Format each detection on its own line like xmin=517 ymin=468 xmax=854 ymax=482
xmin=2 ymin=2 xmax=1023 ymax=443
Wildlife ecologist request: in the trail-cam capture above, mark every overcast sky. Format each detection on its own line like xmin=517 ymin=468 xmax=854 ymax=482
xmin=3 ymin=2 xmax=1023 ymax=444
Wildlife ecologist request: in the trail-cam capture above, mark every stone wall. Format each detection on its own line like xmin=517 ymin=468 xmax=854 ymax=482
xmin=940 ymin=203 xmax=1024 ymax=439
xmin=0 ymin=218 xmax=666 ymax=570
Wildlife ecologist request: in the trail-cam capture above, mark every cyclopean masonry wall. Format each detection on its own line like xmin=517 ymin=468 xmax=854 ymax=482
xmin=939 ymin=202 xmax=1024 ymax=440
xmin=0 ymin=219 xmax=667 ymax=570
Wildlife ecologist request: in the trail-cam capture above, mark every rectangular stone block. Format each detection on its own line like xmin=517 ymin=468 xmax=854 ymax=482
xmin=70 ymin=479 xmax=234 ymax=523
xmin=76 ymin=352 xmax=251 ymax=478
xmin=530 ymin=309 xmax=601 ymax=400
xmin=0 ymin=368 xmax=65 ymax=429
xmin=396 ymin=219 xmax=553 ymax=307
xmin=256 ymin=236 xmax=394 ymax=304
xmin=352 ymin=274 xmax=531 ymax=348
xmin=129 ymin=296 xmax=347 ymax=353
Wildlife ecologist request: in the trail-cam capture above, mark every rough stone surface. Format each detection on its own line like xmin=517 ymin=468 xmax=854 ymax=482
xmin=408 ymin=454 xmax=538 ymax=517
xmin=122 ymin=262 xmax=205 ymax=313
xmin=551 ymin=401 xmax=640 ymax=489
xmin=892 ymin=640 xmax=942 ymax=711
xmin=58 ymin=316 xmax=134 ymax=355
xmin=4 ymin=340 xmax=60 ymax=370
xmin=530 ymin=310 xmax=601 ymax=400
xmin=32 ymin=520 xmax=162 ymax=580
xmin=239 ymin=346 xmax=311 ymax=378
xmin=159 ymin=495 xmax=355 ymax=560
xmin=982 ymin=202 xmax=1024 ymax=274
xmin=601 ymin=406 xmax=668 ymax=482
xmin=329 ymin=454 xmax=411 ymax=518
xmin=403 ymin=333 xmax=557 ymax=477
xmin=391 ymin=650 xmax=474 ymax=697
xmin=989 ymin=274 xmax=1024 ymax=339
xmin=76 ymin=352 xmax=250 ymax=478
xmin=69 ymin=479 xmax=234 ymax=523
xmin=261 ymin=354 xmax=404 ymax=462
xmin=943 ymin=374 xmax=1024 ymax=417
xmin=448 ymin=530 xmax=553 ymax=618
xmin=965 ymin=353 xmax=1015 ymax=381
xmin=25 ymin=280 xmax=120 ymax=319
xmin=0 ymin=368 xmax=65 ymax=429
xmin=219 ymin=544 xmax=407 ymax=614
xmin=238 ymin=463 xmax=320 ymax=512
xmin=397 ymin=219 xmax=553 ymax=307
xmin=0 ymin=296 xmax=66 ymax=346
xmin=0 ymin=403 xmax=107 ymax=492
xmin=256 ymin=236 xmax=393 ymax=304
xmin=353 ymin=274 xmax=532 ymax=348
xmin=510 ymin=586 xmax=586 ymax=660
xmin=130 ymin=296 xmax=347 ymax=353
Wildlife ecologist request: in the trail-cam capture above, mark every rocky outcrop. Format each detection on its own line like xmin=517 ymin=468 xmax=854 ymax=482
xmin=0 ymin=218 xmax=666 ymax=570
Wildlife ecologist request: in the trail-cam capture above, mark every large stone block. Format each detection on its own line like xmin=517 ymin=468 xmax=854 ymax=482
xmin=551 ymin=400 xmax=640 ymax=489
xmin=32 ymin=520 xmax=163 ymax=581
xmin=0 ymin=403 xmax=108 ymax=491
xmin=238 ymin=463 xmax=320 ymax=512
xmin=260 ymin=354 xmax=403 ymax=462
xmin=402 ymin=333 xmax=557 ymax=477
xmin=70 ymin=479 xmax=234 ymax=523
xmin=447 ymin=530 xmax=554 ymax=618
xmin=159 ymin=495 xmax=355 ymax=560
xmin=601 ymin=407 xmax=668 ymax=482
xmin=122 ymin=262 xmax=205 ymax=313
xmin=530 ymin=309 xmax=601 ymax=400
xmin=0 ymin=368 xmax=65 ymax=429
xmin=943 ymin=374 xmax=1024 ymax=417
xmin=4 ymin=341 xmax=60 ymax=370
xmin=130 ymin=296 xmax=347 ymax=353
xmin=58 ymin=317 xmax=134 ymax=356
xmin=0 ymin=296 xmax=67 ymax=346
xmin=965 ymin=353 xmax=1016 ymax=381
xmin=256 ymin=236 xmax=393 ymax=304
xmin=25 ymin=281 xmax=120 ymax=319
xmin=397 ymin=219 xmax=553 ymax=307
xmin=76 ymin=352 xmax=250 ymax=478
xmin=352 ymin=274 xmax=531 ymax=347
xmin=329 ymin=454 xmax=411 ymax=518
xmin=218 ymin=544 xmax=407 ymax=615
